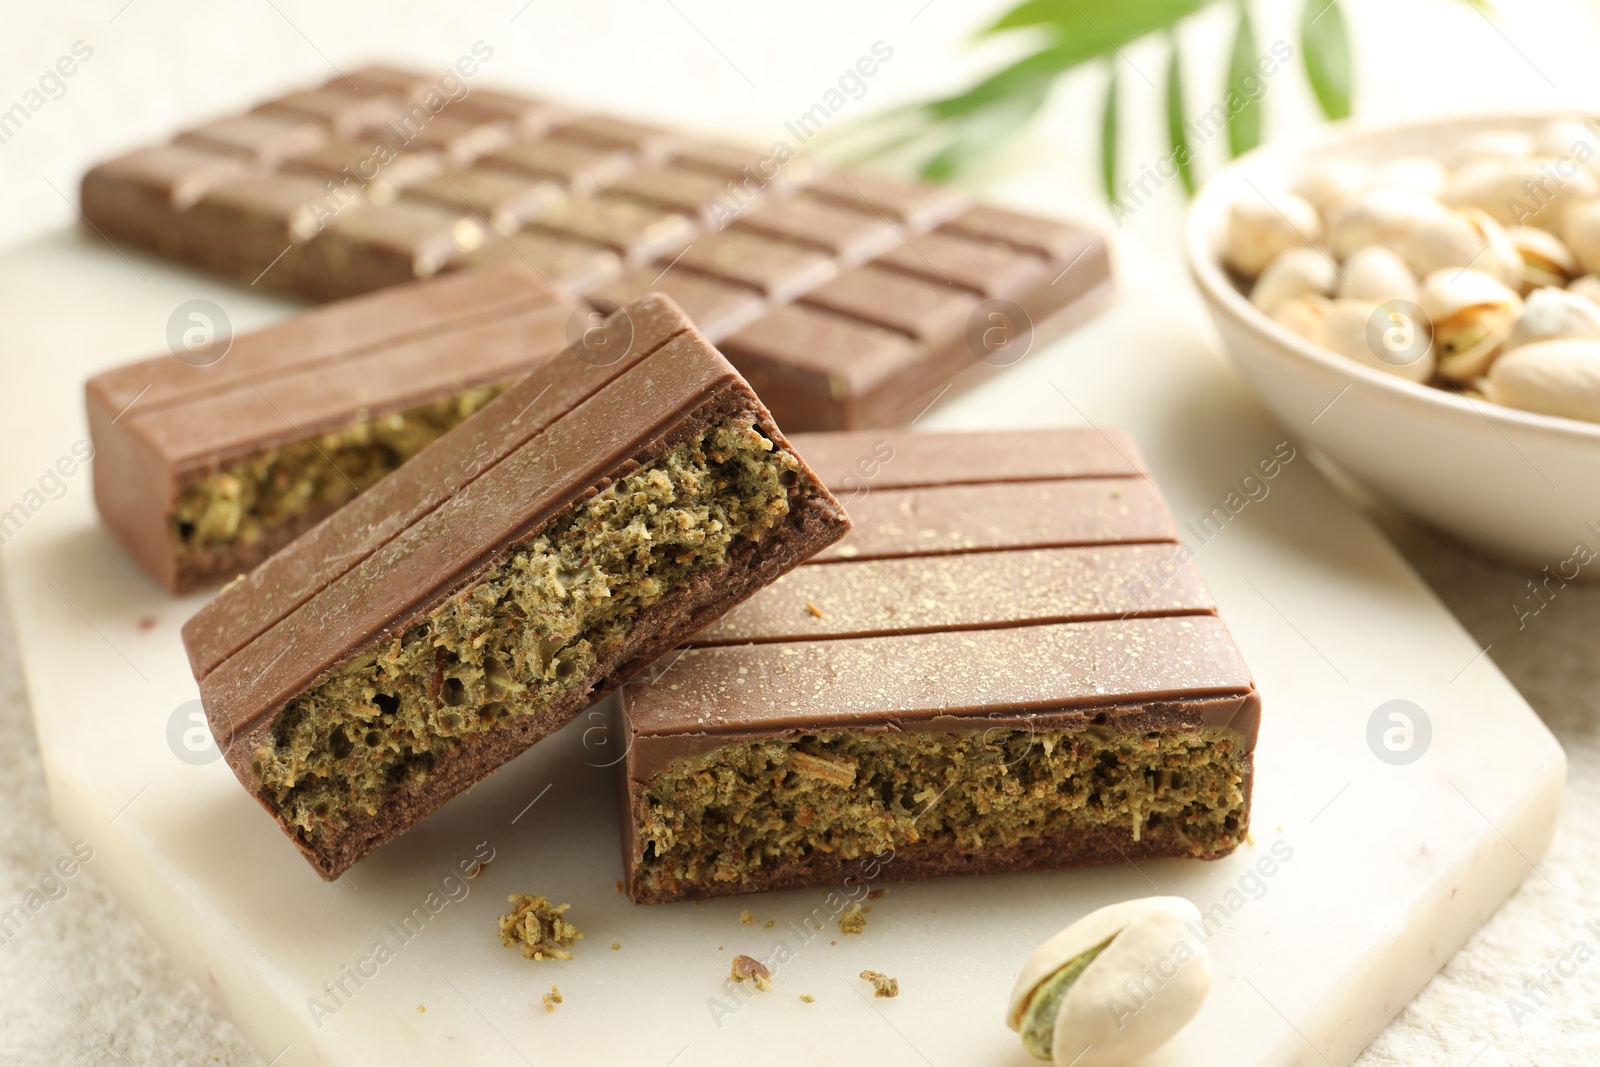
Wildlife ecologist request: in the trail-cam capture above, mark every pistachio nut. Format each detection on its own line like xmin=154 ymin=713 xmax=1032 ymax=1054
xmin=1505 ymin=286 xmax=1600 ymax=350
xmin=1224 ymin=192 xmax=1322 ymax=278
xmin=1290 ymin=157 xmax=1372 ymax=214
xmin=1509 ymin=225 xmax=1578 ymax=292
xmin=1486 ymin=338 xmax=1600 ymax=422
xmin=1338 ymin=245 xmax=1419 ymax=304
xmin=1455 ymin=129 xmax=1535 ymax=165
xmin=1325 ymin=187 xmax=1449 ymax=260
xmin=1007 ymin=897 xmax=1211 ymax=1067
xmin=1324 ymin=298 xmax=1436 ymax=383
xmin=1443 ymin=156 xmax=1600 ymax=230
xmin=1417 ymin=268 xmax=1523 ymax=380
xmin=1250 ymin=247 xmax=1338 ymax=315
xmin=1569 ymin=274 xmax=1600 ymax=305
xmin=1372 ymin=156 xmax=1448 ymax=198
xmin=1562 ymin=198 xmax=1600 ymax=276
xmin=1402 ymin=207 xmax=1522 ymax=289
xmin=1270 ymin=293 xmax=1333 ymax=346
xmin=1534 ymin=118 xmax=1600 ymax=165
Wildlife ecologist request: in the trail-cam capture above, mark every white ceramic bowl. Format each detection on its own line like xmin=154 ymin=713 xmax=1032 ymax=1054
xmin=1187 ymin=113 xmax=1600 ymax=570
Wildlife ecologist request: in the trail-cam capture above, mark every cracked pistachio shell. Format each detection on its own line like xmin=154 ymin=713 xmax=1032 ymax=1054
xmin=1487 ymin=338 xmax=1600 ymax=422
xmin=1008 ymin=897 xmax=1211 ymax=1067
xmin=1290 ymin=157 xmax=1373 ymax=214
xmin=1249 ymin=247 xmax=1338 ymax=315
xmin=1562 ymin=199 xmax=1600 ymax=276
xmin=1324 ymin=298 xmax=1437 ymax=384
xmin=1326 ymin=187 xmax=1449 ymax=260
xmin=1510 ymin=225 xmax=1578 ymax=292
xmin=1402 ymin=208 xmax=1522 ymax=289
xmin=1418 ymin=269 xmax=1523 ymax=381
xmin=1338 ymin=245 xmax=1419 ymax=304
xmin=1506 ymin=286 xmax=1600 ymax=350
xmin=1444 ymin=156 xmax=1600 ymax=230
xmin=1224 ymin=192 xmax=1321 ymax=278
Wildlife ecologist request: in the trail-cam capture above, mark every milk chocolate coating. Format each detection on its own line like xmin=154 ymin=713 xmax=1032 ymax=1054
xmin=86 ymin=264 xmax=575 ymax=593
xmin=619 ymin=428 xmax=1259 ymax=902
xmin=184 ymin=296 xmax=850 ymax=879
xmin=79 ymin=64 xmax=1112 ymax=431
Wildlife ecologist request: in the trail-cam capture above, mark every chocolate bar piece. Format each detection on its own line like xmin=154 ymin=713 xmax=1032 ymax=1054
xmin=182 ymin=296 xmax=849 ymax=878
xmin=86 ymin=264 xmax=575 ymax=593
xmin=80 ymin=65 xmax=1112 ymax=431
xmin=619 ymin=429 xmax=1259 ymax=903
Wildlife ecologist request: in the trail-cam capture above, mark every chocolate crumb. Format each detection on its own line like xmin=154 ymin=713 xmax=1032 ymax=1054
xmin=859 ymin=970 xmax=899 ymax=998
xmin=464 ymin=860 xmax=487 ymax=878
xmin=543 ymin=985 xmax=562 ymax=1012
xmin=839 ymin=903 xmax=867 ymax=935
xmin=497 ymin=895 xmax=582 ymax=961
xmin=730 ymin=954 xmax=772 ymax=992
xmin=136 ymin=616 xmax=158 ymax=632
xmin=866 ymin=888 xmax=888 ymax=901
xmin=614 ymin=880 xmax=624 ymax=894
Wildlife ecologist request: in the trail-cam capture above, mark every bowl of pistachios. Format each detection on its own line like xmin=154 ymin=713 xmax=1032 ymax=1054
xmin=1187 ymin=113 xmax=1600 ymax=569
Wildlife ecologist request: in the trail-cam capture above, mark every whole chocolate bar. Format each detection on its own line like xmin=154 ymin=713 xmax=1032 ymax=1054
xmin=183 ymin=296 xmax=849 ymax=879
xmin=79 ymin=64 xmax=1112 ymax=431
xmin=619 ymin=429 xmax=1259 ymax=903
xmin=86 ymin=264 xmax=576 ymax=593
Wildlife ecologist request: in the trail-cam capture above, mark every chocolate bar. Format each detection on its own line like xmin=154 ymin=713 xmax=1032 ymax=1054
xmin=87 ymin=264 xmax=576 ymax=594
xmin=182 ymin=296 xmax=849 ymax=879
xmin=80 ymin=65 xmax=1112 ymax=430
xmin=619 ymin=429 xmax=1259 ymax=903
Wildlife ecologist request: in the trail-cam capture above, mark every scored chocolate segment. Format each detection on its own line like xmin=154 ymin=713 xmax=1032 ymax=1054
xmin=400 ymin=169 xmax=562 ymax=234
xmin=620 ymin=427 xmax=1257 ymax=903
xmin=587 ymin=268 xmax=766 ymax=343
xmin=690 ymin=544 xmax=1217 ymax=645
xmin=175 ymin=115 xmax=328 ymax=166
xmin=254 ymin=89 xmax=406 ymax=135
xmin=86 ymin=264 xmax=577 ymax=594
xmin=673 ymin=231 xmax=838 ymax=301
xmin=80 ymin=67 xmax=1112 ymax=430
xmin=481 ymin=138 xmax=634 ymax=195
xmin=184 ymin=296 xmax=850 ymax=879
xmin=799 ymin=265 xmax=979 ymax=341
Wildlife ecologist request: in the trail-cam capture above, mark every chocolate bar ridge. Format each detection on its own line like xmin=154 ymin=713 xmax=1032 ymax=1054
xmin=619 ymin=428 xmax=1259 ymax=903
xmin=187 ymin=296 xmax=850 ymax=878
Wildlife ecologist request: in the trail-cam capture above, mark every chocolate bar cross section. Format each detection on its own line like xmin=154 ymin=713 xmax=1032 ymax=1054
xmin=619 ymin=428 xmax=1260 ymax=903
xmin=182 ymin=296 xmax=849 ymax=880
xmin=85 ymin=264 xmax=577 ymax=593
xmin=80 ymin=64 xmax=1112 ymax=432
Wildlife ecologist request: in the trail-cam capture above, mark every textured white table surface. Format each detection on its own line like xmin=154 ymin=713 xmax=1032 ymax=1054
xmin=4 ymin=1 xmax=1600 ymax=1064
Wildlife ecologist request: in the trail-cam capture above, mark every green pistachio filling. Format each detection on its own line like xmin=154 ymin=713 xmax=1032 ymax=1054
xmin=255 ymin=420 xmax=798 ymax=844
xmin=1019 ymin=937 xmax=1114 ymax=1059
xmin=172 ymin=384 xmax=504 ymax=554
xmin=637 ymin=727 xmax=1249 ymax=895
